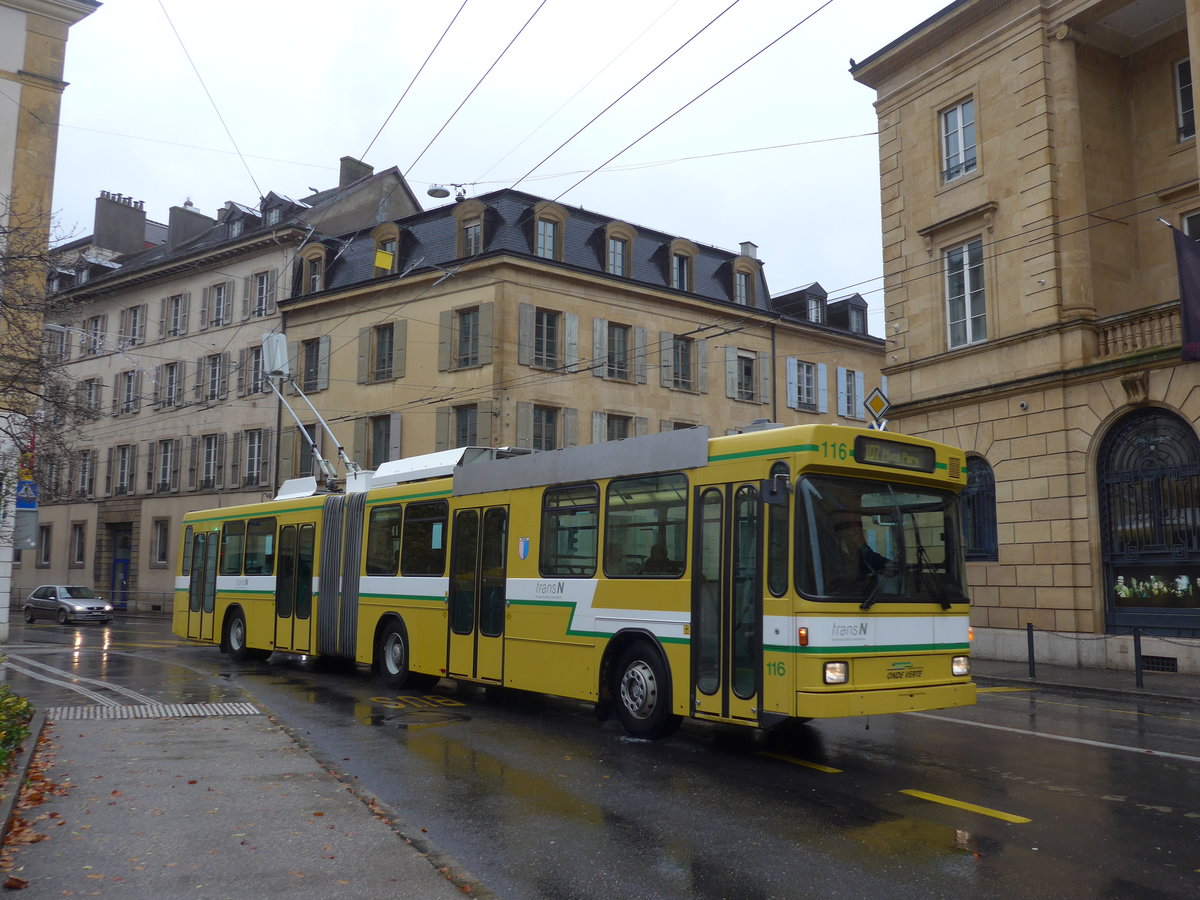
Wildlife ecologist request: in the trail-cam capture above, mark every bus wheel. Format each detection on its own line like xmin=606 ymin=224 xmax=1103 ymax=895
xmin=615 ymin=643 xmax=681 ymax=740
xmin=375 ymin=621 xmax=411 ymax=688
xmin=225 ymin=610 xmax=250 ymax=662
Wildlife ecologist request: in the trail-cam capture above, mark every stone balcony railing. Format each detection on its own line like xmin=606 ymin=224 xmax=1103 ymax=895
xmin=1095 ymin=302 xmax=1181 ymax=360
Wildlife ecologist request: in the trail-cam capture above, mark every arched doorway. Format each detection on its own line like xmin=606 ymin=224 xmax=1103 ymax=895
xmin=1098 ymin=409 xmax=1200 ymax=635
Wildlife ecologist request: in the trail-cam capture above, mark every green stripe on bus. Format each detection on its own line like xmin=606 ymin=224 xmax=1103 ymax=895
xmin=185 ymin=502 xmax=326 ymax=525
xmin=765 ymin=642 xmax=971 ymax=655
xmin=508 ymin=598 xmax=690 ymax=644
xmin=708 ymin=443 xmax=819 ymax=463
xmin=359 ymin=593 xmax=444 ymax=603
xmin=365 ymin=489 xmax=453 ymax=506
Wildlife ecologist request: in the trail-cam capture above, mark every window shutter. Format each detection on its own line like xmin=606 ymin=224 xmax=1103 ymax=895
xmin=241 ymin=275 xmax=252 ymax=320
xmin=317 ymin=336 xmax=331 ymax=390
xmin=518 ymin=303 xmax=533 ymax=366
xmin=223 ymin=281 xmax=235 ymax=324
xmin=286 ymin=341 xmax=299 ymax=394
xmin=633 ymin=327 xmax=647 ymax=384
xmin=357 ymin=328 xmax=370 ymax=384
xmin=388 ymin=414 xmax=402 ymax=460
xmin=104 ymin=447 xmax=114 ymax=496
xmin=171 ymin=439 xmax=182 ymax=491
xmin=129 ymin=444 xmax=138 ymax=494
xmin=267 ymin=269 xmax=278 ymax=314
xmin=188 ymin=437 xmax=200 ymax=490
xmin=758 ymin=351 xmax=771 ymax=405
xmin=516 ymin=401 xmax=532 ymax=448
xmin=565 ymin=313 xmax=579 ymax=372
xmin=237 ymin=349 xmax=247 ymax=396
xmin=592 ymin=411 xmax=606 ymax=444
xmin=133 ymin=371 xmax=143 ymax=413
xmin=231 ymin=432 xmax=242 ymax=486
xmin=437 ymin=311 xmax=452 ymax=371
xmin=278 ymin=428 xmax=294 ymax=481
xmin=634 ymin=417 xmax=648 ymax=437
xmin=836 ymin=367 xmax=847 ymax=416
xmin=785 ymin=358 xmax=798 ymax=410
xmin=199 ymin=287 xmax=210 ymax=331
xmin=563 ymin=408 xmax=578 ymax=447
xmin=393 ymin=320 xmax=407 ymax=378
xmin=215 ymin=434 xmax=226 ymax=488
xmin=477 ymin=400 xmax=493 ymax=446
xmin=855 ymin=370 xmax=865 ymax=418
xmin=817 ymin=363 xmax=828 ymax=414
xmin=353 ymin=418 xmax=368 ymax=467
xmin=193 ymin=358 xmax=204 ymax=402
xmin=158 ymin=298 xmax=167 ymax=339
xmin=153 ymin=366 xmax=163 ymax=408
xmin=881 ymin=374 xmax=888 ymax=395
xmin=724 ymin=346 xmax=737 ymax=399
xmin=697 ymin=339 xmax=708 ymax=394
xmin=592 ymin=319 xmax=607 ymax=377
xmin=435 ymin=406 xmax=450 ymax=452
xmin=660 ymin=332 xmax=673 ymax=388
xmin=220 ymin=352 xmax=231 ymax=399
xmin=478 ymin=303 xmax=494 ymax=366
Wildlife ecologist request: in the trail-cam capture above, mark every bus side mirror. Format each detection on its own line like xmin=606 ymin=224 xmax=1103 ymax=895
xmin=760 ymin=474 xmax=790 ymax=507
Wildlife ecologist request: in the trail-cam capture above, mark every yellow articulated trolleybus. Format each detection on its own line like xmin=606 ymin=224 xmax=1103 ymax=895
xmin=174 ymin=423 xmax=975 ymax=738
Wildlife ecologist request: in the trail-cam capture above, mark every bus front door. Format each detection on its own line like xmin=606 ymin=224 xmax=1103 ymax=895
xmin=275 ymin=524 xmax=315 ymax=654
xmin=692 ymin=483 xmax=761 ymax=724
xmin=447 ymin=507 xmax=508 ymax=683
xmin=187 ymin=529 xmax=218 ymax=642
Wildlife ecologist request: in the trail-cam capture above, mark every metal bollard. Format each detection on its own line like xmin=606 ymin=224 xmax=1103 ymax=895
xmin=1133 ymin=627 xmax=1143 ymax=688
xmin=1027 ymin=622 xmax=1036 ymax=679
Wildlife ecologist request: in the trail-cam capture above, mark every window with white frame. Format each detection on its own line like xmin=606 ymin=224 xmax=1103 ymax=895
xmin=736 ymin=351 xmax=757 ymax=402
xmin=535 ymin=218 xmax=558 ymax=259
xmin=201 ymin=434 xmax=221 ymax=487
xmin=945 ymin=237 xmax=986 ymax=348
xmin=533 ymin=406 xmax=558 ymax=451
xmin=607 ymin=323 xmax=631 ymax=380
xmin=247 ymin=345 xmax=265 ymax=394
xmin=671 ymin=336 xmax=694 ymax=391
xmin=607 ymin=236 xmax=628 ymax=276
xmin=153 ymin=519 xmax=170 ymax=566
xmin=84 ymin=315 xmax=105 ymax=354
xmin=119 ymin=370 xmax=139 ymax=414
xmin=83 ymin=377 xmax=102 ymax=416
xmin=244 ymin=428 xmax=264 ymax=485
xmin=795 ymin=360 xmax=817 ymax=409
xmin=1177 ymin=59 xmax=1195 ymax=141
xmin=941 ymin=98 xmax=976 ymax=183
xmin=252 ymin=271 xmax=272 ymax=316
xmin=297 ymin=424 xmax=318 ymax=477
xmin=671 ymin=253 xmax=691 ymax=291
xmin=37 ymin=525 xmax=51 ymax=566
xmin=167 ymin=293 xmax=187 ymax=336
xmin=606 ymin=414 xmax=631 ymax=442
xmin=734 ymin=270 xmax=753 ymax=305
xmin=455 ymin=405 xmax=478 ymax=447
xmin=462 ymin=218 xmax=482 ymax=256
xmin=70 ymin=523 xmax=86 ymax=566
xmin=121 ymin=305 xmax=146 ymax=347
xmin=534 ymin=309 xmax=560 ymax=368
xmin=115 ymin=444 xmax=134 ymax=494
xmin=456 ymin=308 xmax=480 ymax=368
xmin=157 ymin=439 xmax=175 ymax=491
xmin=373 ymin=324 xmax=394 ymax=381
xmin=840 ymin=368 xmax=864 ymax=419
xmin=77 ymin=449 xmax=95 ymax=496
xmin=161 ymin=363 xmax=180 ymax=407
xmin=369 ymin=416 xmax=391 ymax=469
xmin=206 ymin=354 xmax=223 ymax=400
xmin=210 ymin=282 xmax=229 ymax=327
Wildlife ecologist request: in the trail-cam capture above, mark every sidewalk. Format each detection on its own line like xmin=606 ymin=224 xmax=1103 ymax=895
xmin=972 ymin=655 xmax=1200 ymax=703
xmin=1 ymin=708 xmax=489 ymax=898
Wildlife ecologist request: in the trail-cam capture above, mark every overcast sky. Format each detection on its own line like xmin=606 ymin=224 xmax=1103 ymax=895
xmin=51 ymin=0 xmax=948 ymax=334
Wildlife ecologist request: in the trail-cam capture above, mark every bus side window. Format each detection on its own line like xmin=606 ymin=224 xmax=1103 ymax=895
xmin=366 ymin=504 xmax=403 ymax=575
xmin=605 ymin=472 xmax=688 ymax=577
xmin=244 ymin=517 xmax=277 ymax=575
xmin=220 ymin=521 xmax=246 ymax=576
xmin=541 ymin=484 xmax=599 ymax=577
xmin=767 ymin=461 xmax=790 ymax=596
xmin=401 ymin=500 xmax=449 ymax=576
xmin=181 ymin=526 xmax=194 ymax=576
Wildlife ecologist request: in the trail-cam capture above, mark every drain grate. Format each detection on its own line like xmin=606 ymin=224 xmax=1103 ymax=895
xmin=1141 ymin=655 xmax=1179 ymax=673
xmin=47 ymin=702 xmax=261 ymax=720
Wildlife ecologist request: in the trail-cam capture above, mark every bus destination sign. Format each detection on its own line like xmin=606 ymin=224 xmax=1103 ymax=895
xmin=854 ymin=436 xmax=936 ymax=473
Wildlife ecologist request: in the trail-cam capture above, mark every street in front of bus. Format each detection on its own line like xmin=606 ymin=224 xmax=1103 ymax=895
xmin=2 ymin=615 xmax=1198 ymax=898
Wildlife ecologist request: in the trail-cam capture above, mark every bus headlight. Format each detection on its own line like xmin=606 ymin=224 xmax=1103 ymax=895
xmin=952 ymin=655 xmax=970 ymax=676
xmin=823 ymin=661 xmax=848 ymax=684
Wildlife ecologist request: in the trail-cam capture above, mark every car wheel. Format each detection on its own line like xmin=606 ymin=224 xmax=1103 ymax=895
xmin=23 ymin=606 xmax=34 ymax=624
xmin=101 ymin=617 xmax=112 ymax=625
xmin=225 ymin=610 xmax=250 ymax=662
xmin=614 ymin=642 xmax=681 ymax=740
xmin=57 ymin=608 xmax=69 ymax=626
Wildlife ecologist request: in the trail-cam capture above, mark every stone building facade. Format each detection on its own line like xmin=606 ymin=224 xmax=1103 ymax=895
xmin=853 ymin=0 xmax=1200 ymax=672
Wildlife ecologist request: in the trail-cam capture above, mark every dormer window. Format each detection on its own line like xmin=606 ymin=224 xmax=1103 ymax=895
xmin=229 ymin=219 xmax=243 ymax=239
xmin=531 ymin=201 xmax=568 ymax=261
xmin=667 ymin=238 xmax=698 ymax=292
xmin=265 ymin=207 xmax=282 ymax=226
xmin=301 ymin=249 xmax=326 ymax=294
xmin=603 ymin=222 xmax=637 ymax=277
xmin=372 ymin=223 xmax=401 ymax=275
xmin=453 ymin=199 xmax=488 ymax=258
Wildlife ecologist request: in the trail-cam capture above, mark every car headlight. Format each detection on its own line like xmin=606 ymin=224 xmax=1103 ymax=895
xmin=823 ymin=661 xmax=849 ymax=684
xmin=71 ymin=604 xmax=89 ymax=612
xmin=952 ymin=655 xmax=970 ymax=676
xmin=102 ymin=604 xmax=113 ymax=612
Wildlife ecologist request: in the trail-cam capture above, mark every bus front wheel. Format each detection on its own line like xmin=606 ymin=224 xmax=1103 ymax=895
xmin=615 ymin=643 xmax=681 ymax=740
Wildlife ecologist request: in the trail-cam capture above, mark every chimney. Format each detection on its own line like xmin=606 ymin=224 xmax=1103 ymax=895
xmin=339 ymin=156 xmax=374 ymax=188
xmin=739 ymin=241 xmax=758 ymax=259
xmin=93 ymin=191 xmax=149 ymax=255
xmin=166 ymin=201 xmax=216 ymax=249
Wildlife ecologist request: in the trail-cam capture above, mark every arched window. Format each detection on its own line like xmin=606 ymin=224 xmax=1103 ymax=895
xmin=604 ymin=222 xmax=637 ymax=276
xmin=371 ymin=223 xmax=400 ymax=275
xmin=667 ymin=238 xmax=697 ymax=292
xmin=300 ymin=247 xmax=326 ymax=294
xmin=962 ymin=455 xmax=997 ymax=561
xmin=532 ymin=201 xmax=569 ymax=261
xmin=453 ymin=199 xmax=488 ymax=258
xmin=1098 ymin=409 xmax=1200 ymax=633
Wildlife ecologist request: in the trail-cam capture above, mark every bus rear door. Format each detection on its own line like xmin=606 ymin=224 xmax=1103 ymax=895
xmin=692 ymin=483 xmax=761 ymax=724
xmin=187 ymin=527 xmax=218 ymax=642
xmin=447 ymin=506 xmax=508 ymax=683
xmin=275 ymin=523 xmax=315 ymax=654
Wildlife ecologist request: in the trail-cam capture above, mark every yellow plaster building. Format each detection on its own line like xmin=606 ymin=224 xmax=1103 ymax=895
xmin=853 ymin=0 xmax=1200 ymax=672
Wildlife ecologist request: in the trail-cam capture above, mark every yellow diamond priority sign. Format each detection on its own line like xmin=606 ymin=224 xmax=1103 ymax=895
xmin=864 ymin=387 xmax=890 ymax=423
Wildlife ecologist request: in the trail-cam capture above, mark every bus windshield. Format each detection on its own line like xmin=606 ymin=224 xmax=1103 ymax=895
xmin=796 ymin=474 xmax=968 ymax=607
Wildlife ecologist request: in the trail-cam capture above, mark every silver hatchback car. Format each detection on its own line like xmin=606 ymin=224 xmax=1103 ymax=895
xmin=24 ymin=585 xmax=113 ymax=625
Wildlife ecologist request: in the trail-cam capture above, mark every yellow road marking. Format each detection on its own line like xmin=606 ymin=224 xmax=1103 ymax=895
xmin=901 ymin=789 xmax=1030 ymax=823
xmin=758 ymin=751 xmax=842 ymax=774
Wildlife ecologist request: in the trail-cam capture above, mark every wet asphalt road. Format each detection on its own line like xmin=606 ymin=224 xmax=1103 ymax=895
xmin=3 ymin=615 xmax=1198 ymax=899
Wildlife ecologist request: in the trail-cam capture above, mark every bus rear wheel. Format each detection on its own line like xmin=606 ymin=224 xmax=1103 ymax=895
xmin=375 ymin=620 xmax=412 ymax=688
xmin=615 ymin=643 xmax=680 ymax=740
xmin=225 ymin=610 xmax=250 ymax=662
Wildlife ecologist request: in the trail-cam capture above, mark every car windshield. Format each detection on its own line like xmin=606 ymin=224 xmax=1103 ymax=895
xmin=796 ymin=475 xmax=969 ymax=606
xmin=62 ymin=586 xmax=99 ymax=599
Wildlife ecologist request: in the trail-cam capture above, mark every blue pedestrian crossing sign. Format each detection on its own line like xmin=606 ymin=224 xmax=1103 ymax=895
xmin=15 ymin=480 xmax=37 ymax=510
